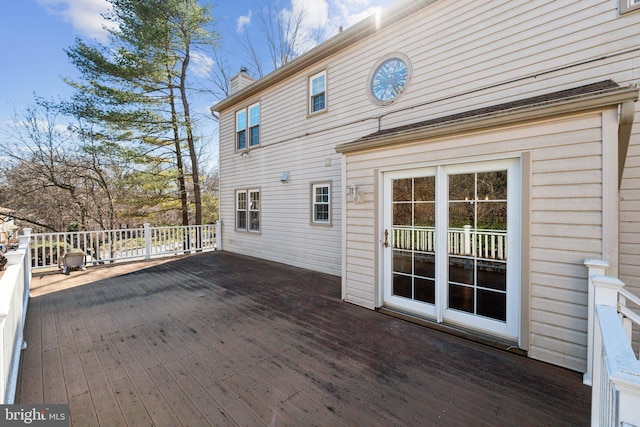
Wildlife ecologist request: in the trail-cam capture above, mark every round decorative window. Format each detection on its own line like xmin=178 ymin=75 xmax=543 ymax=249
xmin=368 ymin=53 xmax=412 ymax=105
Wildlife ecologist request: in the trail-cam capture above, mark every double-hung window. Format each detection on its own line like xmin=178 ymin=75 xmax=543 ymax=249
xmin=236 ymin=110 xmax=247 ymax=150
xmin=311 ymin=182 xmax=331 ymax=224
xmin=248 ymin=103 xmax=260 ymax=146
xmin=236 ymin=190 xmax=247 ymax=230
xmin=236 ymin=102 xmax=260 ymax=150
xmin=248 ymin=189 xmax=260 ymax=231
xmin=236 ymin=189 xmax=260 ymax=232
xmin=309 ymin=71 xmax=326 ymax=114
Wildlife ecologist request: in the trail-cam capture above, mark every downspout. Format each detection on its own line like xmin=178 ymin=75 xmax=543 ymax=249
xmin=618 ymin=84 xmax=639 ymax=187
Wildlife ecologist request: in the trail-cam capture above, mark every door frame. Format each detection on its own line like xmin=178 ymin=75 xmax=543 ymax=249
xmin=379 ymin=156 xmax=522 ymax=341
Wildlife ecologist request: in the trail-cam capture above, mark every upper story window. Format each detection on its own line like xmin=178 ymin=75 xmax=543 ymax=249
xmin=620 ymin=0 xmax=640 ymax=13
xmin=367 ymin=52 xmax=412 ymax=106
xmin=236 ymin=102 xmax=260 ymax=150
xmin=236 ymin=110 xmax=246 ymax=150
xmin=309 ymin=71 xmax=326 ymax=114
xmin=311 ymin=182 xmax=331 ymax=225
xmin=248 ymin=103 xmax=260 ymax=146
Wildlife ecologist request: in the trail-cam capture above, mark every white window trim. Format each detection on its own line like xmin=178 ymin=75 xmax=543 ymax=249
xmin=381 ymin=157 xmax=521 ymax=341
xmin=367 ymin=52 xmax=412 ymax=107
xmin=308 ymin=70 xmax=327 ymax=115
xmin=235 ymin=102 xmax=260 ymax=151
xmin=235 ymin=188 xmax=261 ymax=233
xmin=235 ymin=189 xmax=248 ymax=231
xmin=248 ymin=188 xmax=261 ymax=232
xmin=620 ymin=0 xmax=640 ymax=14
xmin=310 ymin=181 xmax=331 ymax=225
xmin=248 ymin=102 xmax=260 ymax=147
xmin=235 ymin=110 xmax=247 ymax=151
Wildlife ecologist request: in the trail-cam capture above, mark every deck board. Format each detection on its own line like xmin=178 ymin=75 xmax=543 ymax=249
xmin=18 ymin=297 xmax=43 ymax=403
xmin=18 ymin=251 xmax=590 ymax=426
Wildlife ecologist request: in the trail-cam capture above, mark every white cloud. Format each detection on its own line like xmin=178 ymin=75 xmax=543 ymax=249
xmin=3 ymin=118 xmax=73 ymax=142
xmin=291 ymin=0 xmax=329 ymax=29
xmin=191 ymin=52 xmax=214 ymax=78
xmin=276 ymin=0 xmax=330 ymax=55
xmin=36 ymin=0 xmax=112 ymax=42
xmin=332 ymin=0 xmax=383 ymax=27
xmin=264 ymin=0 xmax=390 ymax=58
xmin=236 ymin=10 xmax=252 ymax=33
xmin=342 ymin=6 xmax=381 ymax=26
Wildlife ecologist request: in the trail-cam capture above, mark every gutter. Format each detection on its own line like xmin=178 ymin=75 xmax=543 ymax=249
xmin=335 ymin=84 xmax=639 ymax=154
xmin=210 ymin=0 xmax=437 ymax=114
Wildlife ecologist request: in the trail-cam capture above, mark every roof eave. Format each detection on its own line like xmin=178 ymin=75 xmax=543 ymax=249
xmin=335 ymin=85 xmax=639 ymax=154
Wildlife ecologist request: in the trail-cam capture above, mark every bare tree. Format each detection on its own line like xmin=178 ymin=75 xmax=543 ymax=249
xmin=212 ymin=0 xmax=331 ymax=84
xmin=0 ymin=102 xmax=120 ymax=232
xmin=206 ymin=48 xmax=233 ymax=99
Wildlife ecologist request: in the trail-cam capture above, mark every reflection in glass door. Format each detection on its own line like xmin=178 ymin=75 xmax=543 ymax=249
xmin=383 ymin=159 xmax=520 ymax=340
xmin=448 ymin=171 xmax=507 ymax=322
xmin=392 ymin=176 xmax=436 ymax=305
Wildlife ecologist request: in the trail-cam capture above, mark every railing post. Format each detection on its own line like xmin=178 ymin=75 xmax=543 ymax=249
xmin=19 ymin=229 xmax=32 ymax=301
xmin=584 ymin=259 xmax=610 ymax=386
xmin=2 ymin=250 xmax=26 ymax=405
xmin=215 ymin=221 xmax=222 ymax=251
xmin=593 ymin=275 xmax=623 ymax=308
xmin=463 ymin=225 xmax=472 ymax=255
xmin=144 ymin=223 xmax=151 ymax=260
xmin=616 ymin=378 xmax=640 ymax=427
xmin=590 ymin=275 xmax=625 ymax=426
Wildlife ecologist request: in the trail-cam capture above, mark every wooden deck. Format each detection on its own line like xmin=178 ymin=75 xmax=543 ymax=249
xmin=17 ymin=251 xmax=590 ymax=426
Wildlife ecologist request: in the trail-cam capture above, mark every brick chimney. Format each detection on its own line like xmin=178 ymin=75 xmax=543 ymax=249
xmin=230 ymin=67 xmax=255 ymax=95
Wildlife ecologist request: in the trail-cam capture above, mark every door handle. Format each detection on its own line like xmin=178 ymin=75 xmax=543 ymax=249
xmin=384 ymin=229 xmax=389 ymax=248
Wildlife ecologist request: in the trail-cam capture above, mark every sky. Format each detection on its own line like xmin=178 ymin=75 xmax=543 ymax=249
xmin=0 ymin=0 xmax=394 ymax=160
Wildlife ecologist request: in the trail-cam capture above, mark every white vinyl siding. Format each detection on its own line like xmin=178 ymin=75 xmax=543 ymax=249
xmin=341 ymin=112 xmax=612 ymax=371
xmin=219 ymin=121 xmax=343 ymax=274
xmin=216 ymin=0 xmax=640 ymax=371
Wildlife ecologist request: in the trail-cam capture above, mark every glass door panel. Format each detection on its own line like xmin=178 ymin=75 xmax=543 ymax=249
xmin=392 ymin=176 xmax=435 ymax=304
xmin=447 ymin=171 xmax=508 ymax=322
xmin=383 ymin=159 xmax=519 ymax=340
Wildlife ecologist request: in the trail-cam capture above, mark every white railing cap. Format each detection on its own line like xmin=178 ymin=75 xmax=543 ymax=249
xmin=4 ymin=251 xmax=23 ymax=266
xmin=590 ymin=275 xmax=626 ymax=289
xmin=584 ymin=259 xmax=610 ymax=269
xmin=596 ymin=305 xmax=640 ymax=381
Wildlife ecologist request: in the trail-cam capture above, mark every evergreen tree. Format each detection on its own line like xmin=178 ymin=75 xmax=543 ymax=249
xmin=64 ymin=0 xmax=217 ymax=225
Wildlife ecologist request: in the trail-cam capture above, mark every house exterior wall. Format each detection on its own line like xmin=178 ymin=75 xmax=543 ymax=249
xmin=213 ymin=0 xmax=639 ymax=371
xmin=342 ymin=111 xmax=618 ymax=371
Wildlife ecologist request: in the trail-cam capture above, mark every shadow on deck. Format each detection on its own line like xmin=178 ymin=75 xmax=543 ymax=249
xmin=17 ymin=251 xmax=590 ymax=426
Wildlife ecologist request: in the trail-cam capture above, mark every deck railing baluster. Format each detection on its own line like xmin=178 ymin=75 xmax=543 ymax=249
xmin=585 ymin=264 xmax=640 ymax=426
xmin=29 ymin=222 xmax=220 ymax=270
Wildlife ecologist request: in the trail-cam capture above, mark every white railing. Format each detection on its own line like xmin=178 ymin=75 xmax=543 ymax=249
xmin=31 ymin=222 xmax=221 ymax=270
xmin=585 ymin=260 xmax=640 ymax=427
xmin=393 ymin=225 xmax=507 ymax=261
xmin=0 ymin=229 xmax=32 ymax=404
